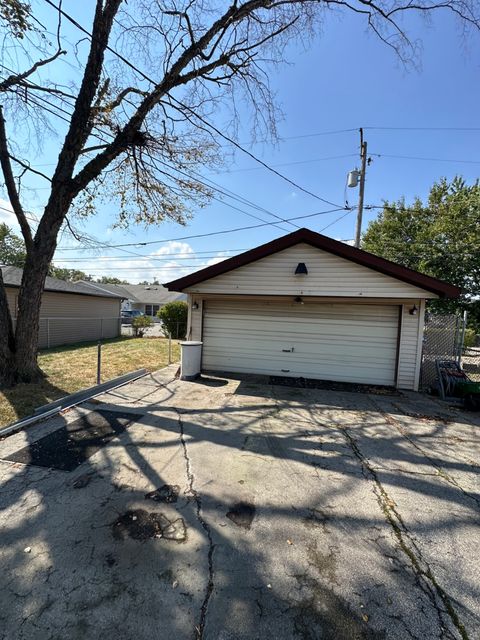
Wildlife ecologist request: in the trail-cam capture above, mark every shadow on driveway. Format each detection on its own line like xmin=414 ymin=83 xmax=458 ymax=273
xmin=1 ymin=370 xmax=479 ymax=639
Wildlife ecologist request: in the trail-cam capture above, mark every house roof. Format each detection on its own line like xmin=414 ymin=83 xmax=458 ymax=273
xmin=164 ymin=228 xmax=461 ymax=299
xmin=1 ymin=266 xmax=123 ymax=298
xmin=83 ymin=281 xmax=186 ymax=304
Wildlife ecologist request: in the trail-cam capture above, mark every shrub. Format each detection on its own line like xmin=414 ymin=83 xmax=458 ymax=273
xmin=157 ymin=301 xmax=188 ymax=339
xmin=132 ymin=315 xmax=154 ymax=337
xmin=464 ymin=328 xmax=477 ymax=349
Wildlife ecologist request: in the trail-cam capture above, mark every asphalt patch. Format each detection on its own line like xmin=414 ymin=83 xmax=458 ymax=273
xmin=269 ymin=376 xmax=399 ymax=396
xmin=145 ymin=484 xmax=179 ymax=503
xmin=112 ymin=509 xmax=187 ymax=542
xmin=3 ymin=410 xmax=141 ymax=472
xmin=226 ymin=502 xmax=256 ymax=529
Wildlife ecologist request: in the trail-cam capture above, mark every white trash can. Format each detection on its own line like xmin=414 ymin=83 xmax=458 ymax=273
xmin=180 ymin=341 xmax=203 ymax=380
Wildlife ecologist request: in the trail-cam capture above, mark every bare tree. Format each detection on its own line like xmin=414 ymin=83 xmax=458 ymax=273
xmin=0 ymin=0 xmax=479 ymax=386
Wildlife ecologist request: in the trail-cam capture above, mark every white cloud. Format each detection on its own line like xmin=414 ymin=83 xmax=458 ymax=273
xmin=335 ymin=237 xmax=355 ymax=246
xmin=54 ymin=240 xmax=228 ymax=284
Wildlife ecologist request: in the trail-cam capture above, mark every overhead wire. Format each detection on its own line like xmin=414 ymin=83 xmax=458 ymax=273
xmin=56 ymin=207 xmax=347 ymax=250
xmin=41 ymin=0 xmax=346 ymax=210
xmin=0 ymin=67 xmax=300 ymax=233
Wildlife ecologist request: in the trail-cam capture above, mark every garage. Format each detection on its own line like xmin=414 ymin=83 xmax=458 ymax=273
xmin=165 ymin=228 xmax=459 ymax=391
xmin=203 ymin=299 xmax=399 ymax=385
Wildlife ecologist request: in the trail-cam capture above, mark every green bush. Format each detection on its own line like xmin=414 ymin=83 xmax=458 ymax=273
xmin=157 ymin=301 xmax=188 ymax=339
xmin=132 ymin=315 xmax=154 ymax=337
xmin=464 ymin=328 xmax=477 ymax=348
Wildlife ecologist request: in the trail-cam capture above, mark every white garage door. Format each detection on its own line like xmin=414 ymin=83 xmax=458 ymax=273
xmin=202 ymin=300 xmax=400 ymax=386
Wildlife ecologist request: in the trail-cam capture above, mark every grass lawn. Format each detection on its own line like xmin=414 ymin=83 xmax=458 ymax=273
xmin=0 ymin=336 xmax=180 ymax=428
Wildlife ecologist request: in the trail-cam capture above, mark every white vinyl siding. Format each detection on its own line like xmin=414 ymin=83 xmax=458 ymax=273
xmin=6 ymin=287 xmax=121 ymax=349
xmin=396 ymin=300 xmax=426 ymax=390
xmin=202 ymin=300 xmax=400 ymax=386
xmin=188 ymin=296 xmax=203 ymax=341
xmin=187 ymin=243 xmax=437 ymax=299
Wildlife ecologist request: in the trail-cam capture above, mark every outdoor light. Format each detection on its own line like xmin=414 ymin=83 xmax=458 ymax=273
xmin=409 ymin=304 xmax=418 ymax=316
xmin=192 ymin=302 xmax=199 ymax=310
xmin=294 ymin=296 xmax=304 ymax=305
xmin=295 ymin=262 xmax=308 ymax=275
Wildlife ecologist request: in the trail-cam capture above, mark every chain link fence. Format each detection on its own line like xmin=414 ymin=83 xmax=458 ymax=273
xmin=420 ymin=313 xmax=466 ymax=390
xmin=121 ymin=320 xmax=187 ymax=340
xmin=420 ymin=312 xmax=480 ymax=389
xmin=11 ymin=316 xmax=121 ymax=350
xmin=462 ymin=340 xmax=480 ymax=382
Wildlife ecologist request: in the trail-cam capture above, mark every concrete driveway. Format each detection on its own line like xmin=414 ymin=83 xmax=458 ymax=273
xmin=1 ymin=367 xmax=479 ymax=640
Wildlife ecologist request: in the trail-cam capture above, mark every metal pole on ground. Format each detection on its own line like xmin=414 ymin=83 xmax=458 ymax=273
xmin=168 ymin=332 xmax=172 ymax=365
xmin=97 ymin=340 xmax=102 ymax=384
xmin=458 ymin=310 xmax=468 ymax=365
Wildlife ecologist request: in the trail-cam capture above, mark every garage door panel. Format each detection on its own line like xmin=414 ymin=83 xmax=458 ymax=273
xmin=203 ymin=347 xmax=397 ymax=367
xmin=202 ymin=357 xmax=395 ymax=385
xmin=202 ymin=301 xmax=399 ymax=386
xmin=203 ymin=332 xmax=398 ymax=352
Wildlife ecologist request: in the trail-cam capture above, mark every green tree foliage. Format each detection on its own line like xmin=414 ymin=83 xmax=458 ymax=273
xmin=0 ymin=0 xmax=32 ymax=38
xmin=362 ymin=177 xmax=480 ymax=329
xmin=0 ymin=225 xmax=93 ymax=281
xmin=96 ymin=276 xmax=129 ymax=285
xmin=132 ymin=314 xmax=153 ymax=337
xmin=157 ymin=301 xmax=188 ymax=339
xmin=0 ymin=223 xmax=26 ymax=267
xmin=48 ymin=266 xmax=91 ymax=282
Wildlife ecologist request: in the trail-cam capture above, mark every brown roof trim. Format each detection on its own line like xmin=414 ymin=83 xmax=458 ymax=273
xmin=164 ymin=228 xmax=460 ymax=299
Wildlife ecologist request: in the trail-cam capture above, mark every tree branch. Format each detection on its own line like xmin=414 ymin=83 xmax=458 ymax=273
xmin=0 ymin=49 xmax=66 ymax=93
xmin=0 ymin=106 xmax=33 ymax=249
xmin=9 ymin=155 xmax=52 ymax=182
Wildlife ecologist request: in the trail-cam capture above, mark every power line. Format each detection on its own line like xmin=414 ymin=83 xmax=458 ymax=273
xmin=2 ymin=73 xmax=301 ymax=234
xmin=318 ymin=209 xmax=353 ymax=234
xmin=60 ymin=263 xmax=226 ymax=271
xmin=365 ymin=126 xmax=480 ymax=132
xmin=54 ymin=249 xmax=240 ymax=262
xmin=56 ymin=207 xmax=348 ymax=251
xmin=42 ymin=0 xmax=345 ymax=210
xmin=371 ymin=152 xmax=480 ymax=165
xmin=220 ymin=153 xmax=357 ymax=173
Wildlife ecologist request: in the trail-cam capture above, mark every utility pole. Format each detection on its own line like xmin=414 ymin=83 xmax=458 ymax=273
xmin=354 ymin=128 xmax=367 ymax=248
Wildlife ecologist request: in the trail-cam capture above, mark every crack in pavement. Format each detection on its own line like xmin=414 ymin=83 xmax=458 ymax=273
xmin=371 ymin=398 xmax=480 ymax=512
xmin=176 ymin=409 xmax=215 ymax=640
xmin=337 ymin=422 xmax=470 ymax=640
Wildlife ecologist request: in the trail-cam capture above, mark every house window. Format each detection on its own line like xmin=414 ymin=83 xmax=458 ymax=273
xmin=145 ymin=304 xmax=160 ymax=317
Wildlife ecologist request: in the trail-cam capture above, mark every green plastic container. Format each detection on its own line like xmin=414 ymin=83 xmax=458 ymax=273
xmin=455 ymin=380 xmax=480 ymax=397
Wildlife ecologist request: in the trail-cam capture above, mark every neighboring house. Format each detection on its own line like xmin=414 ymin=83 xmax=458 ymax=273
xmin=83 ymin=282 xmax=186 ymax=321
xmin=165 ymin=228 xmax=460 ymax=391
xmin=2 ymin=266 xmax=123 ymax=349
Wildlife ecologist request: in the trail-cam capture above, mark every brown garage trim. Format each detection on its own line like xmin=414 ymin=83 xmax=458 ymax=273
xmin=164 ymin=228 xmax=460 ymax=299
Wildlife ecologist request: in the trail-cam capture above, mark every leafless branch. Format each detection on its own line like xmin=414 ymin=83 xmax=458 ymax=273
xmin=0 ymin=49 xmax=66 ymax=93
xmin=9 ymin=155 xmax=52 ymax=182
xmin=0 ymin=105 xmax=33 ymax=249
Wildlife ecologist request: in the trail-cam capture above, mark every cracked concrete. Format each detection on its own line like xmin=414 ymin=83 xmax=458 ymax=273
xmin=1 ymin=366 xmax=479 ymax=639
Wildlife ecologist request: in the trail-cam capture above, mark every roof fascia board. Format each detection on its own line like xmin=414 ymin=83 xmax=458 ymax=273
xmin=164 ymin=228 xmax=460 ymax=299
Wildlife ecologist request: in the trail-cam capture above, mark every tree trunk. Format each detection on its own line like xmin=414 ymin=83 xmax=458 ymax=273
xmin=0 ymin=206 xmax=65 ymax=386
xmin=14 ymin=211 xmax=65 ymax=382
xmin=0 ymin=270 xmax=16 ymax=387
xmin=12 ymin=254 xmax=49 ymax=382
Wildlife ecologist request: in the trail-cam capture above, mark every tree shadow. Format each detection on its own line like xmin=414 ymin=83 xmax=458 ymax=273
xmin=0 ymin=375 xmax=71 ymax=427
xmin=0 ymin=373 xmax=479 ymax=639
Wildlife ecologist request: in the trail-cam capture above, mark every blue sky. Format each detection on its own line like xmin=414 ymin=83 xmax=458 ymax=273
xmin=1 ymin=2 xmax=479 ymax=283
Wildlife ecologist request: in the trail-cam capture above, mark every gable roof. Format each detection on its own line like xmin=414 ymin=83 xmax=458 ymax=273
xmin=164 ymin=228 xmax=460 ymax=299
xmin=1 ymin=266 xmax=123 ymax=299
xmin=83 ymin=281 xmax=186 ymax=304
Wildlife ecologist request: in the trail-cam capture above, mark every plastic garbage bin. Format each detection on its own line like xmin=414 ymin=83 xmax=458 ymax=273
xmin=180 ymin=341 xmax=203 ymax=380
